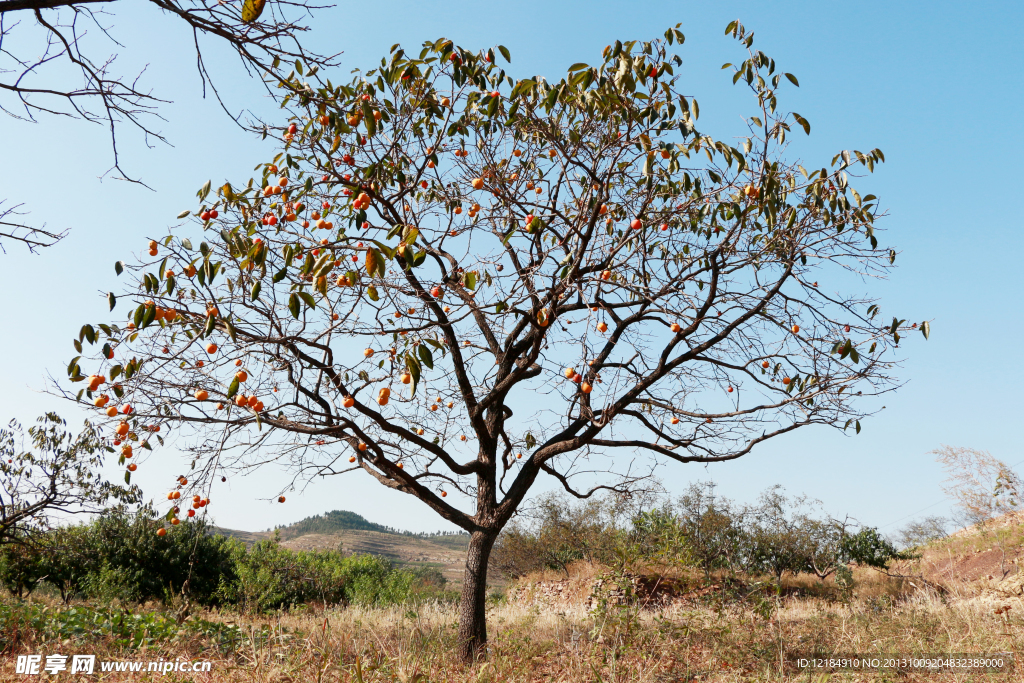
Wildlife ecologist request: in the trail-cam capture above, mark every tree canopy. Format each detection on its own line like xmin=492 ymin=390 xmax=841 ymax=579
xmin=0 ymin=413 xmax=140 ymax=545
xmin=59 ymin=20 xmax=926 ymax=660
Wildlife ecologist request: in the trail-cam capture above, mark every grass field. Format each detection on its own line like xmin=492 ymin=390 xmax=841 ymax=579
xmin=3 ymin=562 xmax=1022 ymax=682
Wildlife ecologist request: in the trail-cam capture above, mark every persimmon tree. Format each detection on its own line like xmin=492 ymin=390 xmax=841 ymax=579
xmin=59 ymin=21 xmax=927 ymax=661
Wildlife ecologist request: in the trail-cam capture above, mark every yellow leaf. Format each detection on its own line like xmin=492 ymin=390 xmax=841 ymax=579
xmin=365 ymin=249 xmax=378 ymax=277
xmin=242 ymin=0 xmax=266 ymax=23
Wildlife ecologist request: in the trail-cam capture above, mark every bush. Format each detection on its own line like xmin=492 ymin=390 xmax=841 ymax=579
xmin=78 ymin=507 xmax=238 ymax=605
xmin=493 ymin=485 xmax=907 ymax=586
xmin=217 ymin=537 xmax=427 ymax=612
xmin=0 ymin=510 xmax=439 ymax=612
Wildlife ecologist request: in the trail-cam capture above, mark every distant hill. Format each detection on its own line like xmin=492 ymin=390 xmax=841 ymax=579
xmin=274 ymin=509 xmax=467 ymax=541
xmin=277 ymin=510 xmax=392 ymax=537
xmin=210 ymin=510 xmax=473 ymax=585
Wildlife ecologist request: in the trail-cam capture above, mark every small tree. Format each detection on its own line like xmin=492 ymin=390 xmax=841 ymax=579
xmin=59 ymin=22 xmax=924 ymax=661
xmin=896 ymin=515 xmax=947 ymax=549
xmin=935 ymin=446 xmax=1021 ymax=527
xmin=745 ymin=486 xmax=814 ymax=580
xmin=0 ymin=413 xmax=140 ymax=546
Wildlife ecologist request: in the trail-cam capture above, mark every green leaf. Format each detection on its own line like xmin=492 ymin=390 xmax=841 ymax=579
xmin=406 ymin=353 xmax=421 ymax=393
xmin=177 ymin=210 xmax=191 ymax=219
xmin=125 ymin=471 xmax=131 ymax=485
xmin=251 ymin=281 xmax=262 ymax=301
xmin=299 ymin=291 xmax=317 ymax=309
xmin=199 ymin=179 xmax=212 ymax=200
xmin=792 ymin=112 xmax=811 ymax=135
xmin=115 ymin=261 xmax=124 ymax=276
xmin=921 ymin=321 xmax=930 ymax=340
xmin=225 ymin=318 xmax=237 ymax=342
xmin=227 ymin=377 xmax=239 ymax=399
xmin=855 ymin=420 xmax=861 ymax=434
xmin=465 ymin=271 xmax=477 ymax=291
xmin=784 ymin=73 xmax=799 ymax=87
xmin=367 ymin=285 xmax=380 ymax=302
xmin=182 ymin=238 xmax=193 ymax=250
xmin=107 ymin=293 xmax=116 ymax=311
xmin=417 ymin=344 xmax=433 ymax=369
xmin=273 ymin=268 xmax=288 ymax=283
xmin=498 ymin=45 xmax=511 ymax=63
xmin=288 ymin=293 xmax=300 ymax=319
xmin=361 ymin=100 xmax=376 ymax=137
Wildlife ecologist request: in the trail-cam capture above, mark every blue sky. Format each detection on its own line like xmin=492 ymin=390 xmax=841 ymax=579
xmin=1 ymin=0 xmax=1021 ymax=534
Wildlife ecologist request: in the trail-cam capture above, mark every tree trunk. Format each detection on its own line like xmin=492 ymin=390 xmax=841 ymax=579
xmin=457 ymin=530 xmax=497 ymax=663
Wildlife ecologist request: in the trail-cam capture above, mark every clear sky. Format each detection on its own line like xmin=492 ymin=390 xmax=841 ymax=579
xmin=1 ymin=0 xmax=1021 ymax=535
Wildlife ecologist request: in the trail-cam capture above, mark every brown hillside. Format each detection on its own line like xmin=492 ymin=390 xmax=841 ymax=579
xmin=898 ymin=511 xmax=1024 ymax=595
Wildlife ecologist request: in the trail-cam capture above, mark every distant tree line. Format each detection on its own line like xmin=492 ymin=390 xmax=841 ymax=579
xmin=493 ymin=484 xmax=912 ymax=583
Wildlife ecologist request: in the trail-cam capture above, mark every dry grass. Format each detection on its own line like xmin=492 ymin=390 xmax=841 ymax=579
xmin=3 ymin=564 xmax=1024 ymax=682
